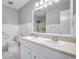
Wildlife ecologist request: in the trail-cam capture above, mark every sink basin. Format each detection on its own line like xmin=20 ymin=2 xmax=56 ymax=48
xmin=40 ymin=40 xmax=65 ymax=46
xmin=24 ymin=36 xmax=65 ymax=46
xmin=25 ymin=36 xmax=35 ymax=39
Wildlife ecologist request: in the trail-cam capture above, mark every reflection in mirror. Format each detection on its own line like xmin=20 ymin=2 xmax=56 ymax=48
xmin=34 ymin=14 xmax=46 ymax=33
xmin=33 ymin=0 xmax=75 ymax=36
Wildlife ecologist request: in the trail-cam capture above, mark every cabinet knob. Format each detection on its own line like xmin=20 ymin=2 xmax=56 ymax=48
xmin=29 ymin=53 xmax=31 ymax=55
xmin=34 ymin=56 xmax=36 ymax=59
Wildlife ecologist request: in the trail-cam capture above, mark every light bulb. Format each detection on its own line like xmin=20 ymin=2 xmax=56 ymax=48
xmin=35 ymin=2 xmax=39 ymax=7
xmin=40 ymin=0 xmax=44 ymax=5
xmin=44 ymin=4 xmax=47 ymax=8
xmin=44 ymin=0 xmax=49 ymax=3
xmin=53 ymin=0 xmax=60 ymax=3
xmin=48 ymin=1 xmax=53 ymax=5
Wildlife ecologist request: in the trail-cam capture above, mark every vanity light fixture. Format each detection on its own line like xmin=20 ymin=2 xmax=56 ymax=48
xmin=35 ymin=2 xmax=39 ymax=7
xmin=35 ymin=0 xmax=60 ymax=10
xmin=44 ymin=0 xmax=49 ymax=3
xmin=40 ymin=0 xmax=44 ymax=5
xmin=53 ymin=0 xmax=60 ymax=3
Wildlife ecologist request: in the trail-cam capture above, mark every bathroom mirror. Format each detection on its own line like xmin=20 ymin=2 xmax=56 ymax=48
xmin=33 ymin=0 xmax=75 ymax=36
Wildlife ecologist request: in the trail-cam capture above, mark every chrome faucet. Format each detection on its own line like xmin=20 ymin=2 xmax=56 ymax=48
xmin=30 ymin=34 xmax=38 ymax=38
xmin=51 ymin=36 xmax=59 ymax=41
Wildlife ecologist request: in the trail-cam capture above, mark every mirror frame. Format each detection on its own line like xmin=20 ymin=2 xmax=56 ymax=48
xmin=32 ymin=0 xmax=74 ymax=37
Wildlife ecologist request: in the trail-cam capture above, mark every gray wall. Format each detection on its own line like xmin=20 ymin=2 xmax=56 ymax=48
xmin=46 ymin=1 xmax=70 ymax=25
xmin=19 ymin=0 xmax=39 ymax=25
xmin=73 ymin=0 xmax=76 ymax=15
xmin=2 ymin=6 xmax=18 ymax=25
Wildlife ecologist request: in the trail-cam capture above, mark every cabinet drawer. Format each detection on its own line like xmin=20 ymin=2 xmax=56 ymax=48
xmin=20 ymin=45 xmax=32 ymax=59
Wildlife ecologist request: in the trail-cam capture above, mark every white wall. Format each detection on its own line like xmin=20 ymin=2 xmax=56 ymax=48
xmin=19 ymin=23 xmax=32 ymax=35
xmin=2 ymin=24 xmax=19 ymax=40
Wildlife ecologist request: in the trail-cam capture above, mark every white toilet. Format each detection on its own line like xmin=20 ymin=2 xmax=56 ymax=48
xmin=2 ymin=40 xmax=19 ymax=59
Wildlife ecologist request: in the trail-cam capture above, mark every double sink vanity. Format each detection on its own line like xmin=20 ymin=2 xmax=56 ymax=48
xmin=17 ymin=35 xmax=76 ymax=59
xmin=17 ymin=0 xmax=76 ymax=59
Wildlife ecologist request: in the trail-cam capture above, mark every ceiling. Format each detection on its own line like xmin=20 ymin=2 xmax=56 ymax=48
xmin=2 ymin=0 xmax=31 ymax=10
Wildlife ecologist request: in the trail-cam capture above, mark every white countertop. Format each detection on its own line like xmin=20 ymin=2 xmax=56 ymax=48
xmin=19 ymin=36 xmax=76 ymax=56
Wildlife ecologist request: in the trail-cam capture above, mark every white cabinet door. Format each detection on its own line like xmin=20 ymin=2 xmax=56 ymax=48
xmin=35 ymin=55 xmax=47 ymax=59
xmin=20 ymin=45 xmax=32 ymax=59
xmin=32 ymin=52 xmax=47 ymax=59
xmin=34 ymin=45 xmax=69 ymax=59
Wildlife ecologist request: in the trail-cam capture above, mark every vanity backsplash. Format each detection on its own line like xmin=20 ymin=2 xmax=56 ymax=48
xmin=31 ymin=33 xmax=76 ymax=43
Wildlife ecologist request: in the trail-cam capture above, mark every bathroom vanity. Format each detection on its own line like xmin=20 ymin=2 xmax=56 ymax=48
xmin=17 ymin=36 xmax=76 ymax=59
xmin=17 ymin=0 xmax=76 ymax=59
